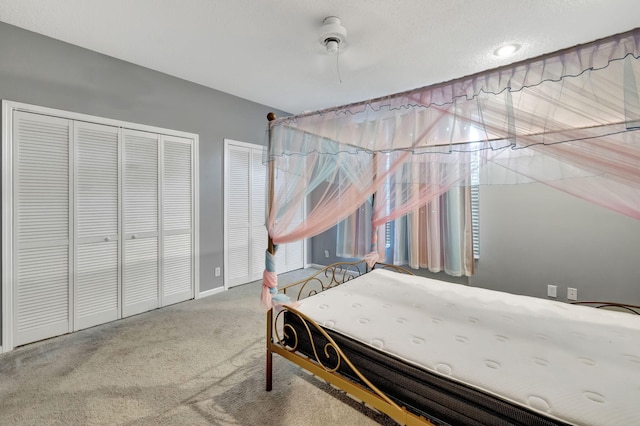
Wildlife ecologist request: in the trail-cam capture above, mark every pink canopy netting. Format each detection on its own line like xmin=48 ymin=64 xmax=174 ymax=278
xmin=260 ymin=28 xmax=640 ymax=309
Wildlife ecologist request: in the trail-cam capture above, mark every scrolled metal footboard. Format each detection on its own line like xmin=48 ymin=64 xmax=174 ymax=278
xmin=278 ymin=260 xmax=414 ymax=302
xmin=278 ymin=260 xmax=368 ymax=301
xmin=275 ymin=308 xmax=341 ymax=373
xmin=274 ymin=306 xmax=402 ymax=409
xmin=266 ymin=261 xmax=429 ymax=425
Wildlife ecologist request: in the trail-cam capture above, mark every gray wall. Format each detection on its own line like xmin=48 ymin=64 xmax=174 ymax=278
xmin=471 ymin=182 xmax=640 ymax=303
xmin=0 ymin=22 xmax=287 ymax=301
xmin=312 ymin=180 xmax=640 ymax=305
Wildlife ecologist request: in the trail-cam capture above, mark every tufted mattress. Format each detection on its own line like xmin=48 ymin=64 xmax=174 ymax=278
xmin=287 ymin=268 xmax=640 ymax=426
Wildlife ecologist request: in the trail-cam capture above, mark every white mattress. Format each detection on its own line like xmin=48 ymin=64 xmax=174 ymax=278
xmin=296 ymin=269 xmax=640 ymax=426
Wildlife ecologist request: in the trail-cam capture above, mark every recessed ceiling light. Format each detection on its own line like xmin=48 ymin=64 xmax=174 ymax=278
xmin=494 ymin=43 xmax=521 ymax=57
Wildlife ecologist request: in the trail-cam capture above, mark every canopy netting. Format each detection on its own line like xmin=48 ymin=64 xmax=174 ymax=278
xmin=261 ymin=28 xmax=640 ymax=309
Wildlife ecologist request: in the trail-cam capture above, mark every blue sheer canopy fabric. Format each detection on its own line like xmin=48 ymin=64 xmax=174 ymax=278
xmin=266 ymin=29 xmax=640 ymax=248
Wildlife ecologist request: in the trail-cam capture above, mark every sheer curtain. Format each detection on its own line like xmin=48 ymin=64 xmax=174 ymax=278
xmin=393 ymin=186 xmax=473 ymax=276
xmin=407 ymin=187 xmax=473 ymax=277
xmin=336 ymin=198 xmax=373 ymax=258
xmin=337 ymin=172 xmax=475 ymax=276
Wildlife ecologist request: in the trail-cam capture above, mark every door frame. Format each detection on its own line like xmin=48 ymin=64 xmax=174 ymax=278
xmin=223 ymin=139 xmax=262 ymax=290
xmin=223 ymin=139 xmax=307 ymax=291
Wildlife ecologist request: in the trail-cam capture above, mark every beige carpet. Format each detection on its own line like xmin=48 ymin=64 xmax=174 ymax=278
xmin=0 ymin=269 xmax=397 ymax=425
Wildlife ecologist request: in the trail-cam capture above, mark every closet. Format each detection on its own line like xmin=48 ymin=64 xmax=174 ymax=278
xmin=3 ymin=102 xmax=198 ymax=348
xmin=224 ymin=140 xmax=304 ymax=288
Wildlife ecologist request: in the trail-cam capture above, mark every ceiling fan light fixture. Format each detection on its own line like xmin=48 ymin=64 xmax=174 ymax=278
xmin=319 ymin=16 xmax=347 ymax=54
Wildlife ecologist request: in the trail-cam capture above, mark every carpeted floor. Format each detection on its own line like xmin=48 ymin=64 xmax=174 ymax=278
xmin=0 ymin=269 xmax=397 ymax=425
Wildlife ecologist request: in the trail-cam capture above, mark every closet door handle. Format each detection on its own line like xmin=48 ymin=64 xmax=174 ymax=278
xmin=104 ymin=237 xmax=111 ymax=242
xmin=132 ymin=234 xmax=137 ymax=239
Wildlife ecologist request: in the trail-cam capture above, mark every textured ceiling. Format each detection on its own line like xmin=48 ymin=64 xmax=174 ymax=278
xmin=0 ymin=0 xmax=638 ymax=114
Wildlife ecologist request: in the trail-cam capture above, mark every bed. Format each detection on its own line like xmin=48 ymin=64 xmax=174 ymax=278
xmin=262 ymin=28 xmax=640 ymax=426
xmin=266 ymin=261 xmax=640 ymax=425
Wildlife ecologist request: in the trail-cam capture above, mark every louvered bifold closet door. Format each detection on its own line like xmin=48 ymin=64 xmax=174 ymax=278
xmin=162 ymin=136 xmax=194 ymax=306
xmin=13 ymin=111 xmax=71 ymax=346
xmin=226 ymin=146 xmax=251 ymax=287
xmin=74 ymin=122 xmax=120 ymax=330
xmin=250 ymin=148 xmax=267 ymax=282
xmin=275 ymin=225 xmax=304 ymax=273
xmin=273 ymin=168 xmax=304 ymax=275
xmin=122 ymin=129 xmax=159 ymax=317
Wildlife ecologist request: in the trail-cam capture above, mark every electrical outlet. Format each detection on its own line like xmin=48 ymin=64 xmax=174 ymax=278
xmin=567 ymin=287 xmax=577 ymax=301
xmin=215 ymin=267 xmax=221 ymax=277
xmin=324 ymin=249 xmax=330 ymax=258
xmin=547 ymin=285 xmax=557 ymax=298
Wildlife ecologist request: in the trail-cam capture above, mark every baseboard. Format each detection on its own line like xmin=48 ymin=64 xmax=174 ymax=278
xmin=197 ymin=286 xmax=225 ymax=299
xmin=309 ymin=263 xmax=326 ymax=270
